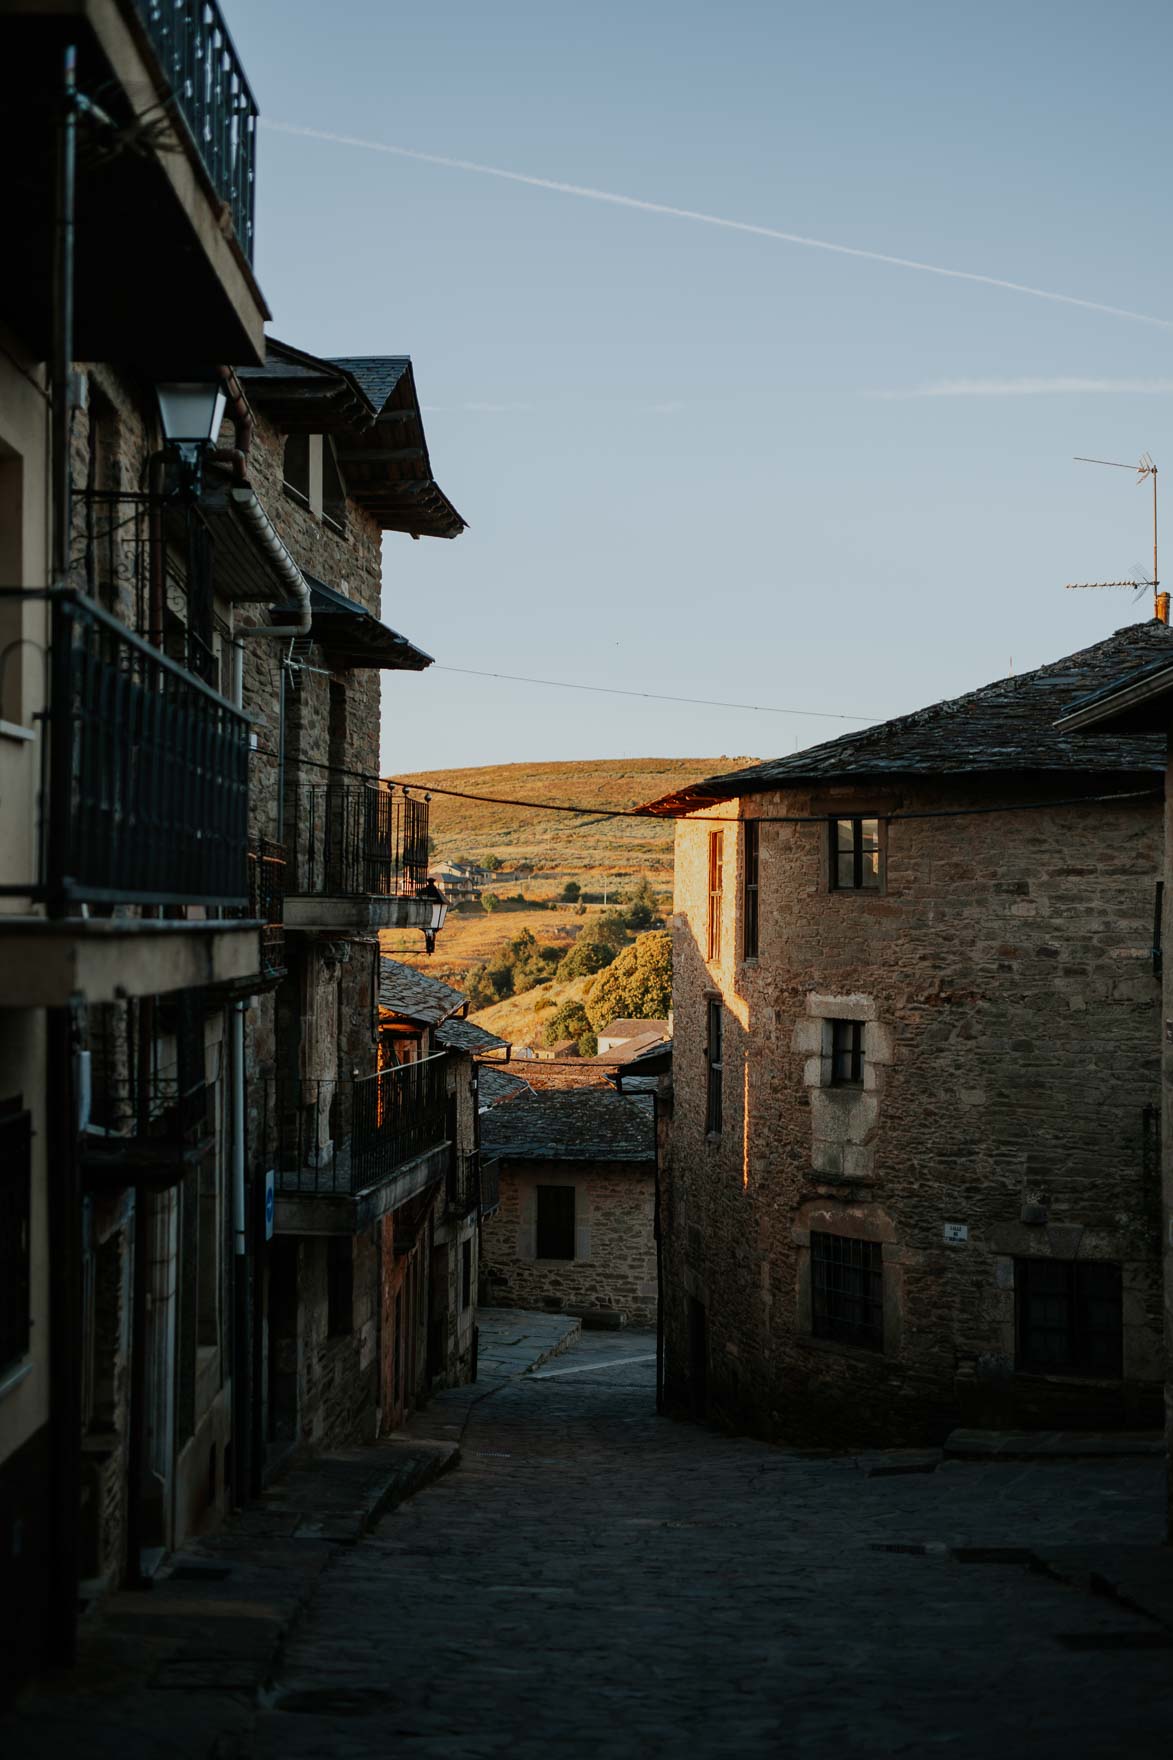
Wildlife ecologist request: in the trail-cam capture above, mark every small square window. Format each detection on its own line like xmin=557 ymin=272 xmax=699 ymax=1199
xmin=830 ymin=1019 xmax=863 ymax=1086
xmin=832 ymin=817 xmax=881 ymax=891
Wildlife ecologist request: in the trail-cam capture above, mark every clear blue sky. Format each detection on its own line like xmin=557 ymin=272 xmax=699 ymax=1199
xmin=227 ymin=0 xmax=1173 ymax=775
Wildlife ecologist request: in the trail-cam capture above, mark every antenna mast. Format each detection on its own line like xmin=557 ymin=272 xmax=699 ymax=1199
xmin=1064 ymin=454 xmax=1166 ymax=623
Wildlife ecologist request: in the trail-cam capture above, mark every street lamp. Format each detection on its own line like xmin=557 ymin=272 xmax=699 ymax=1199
xmin=419 ymin=879 xmax=449 ymax=955
xmin=155 ymin=380 xmax=228 ymax=496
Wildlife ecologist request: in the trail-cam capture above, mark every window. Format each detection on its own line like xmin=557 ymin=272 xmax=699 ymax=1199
xmin=811 ymin=1232 xmax=883 ymax=1351
xmin=322 ymin=436 xmax=347 ymax=533
xmin=832 ymin=817 xmax=881 ymax=890
xmin=536 ymin=1185 xmax=576 ymax=1260
xmin=461 ymin=1238 xmax=472 ymax=1311
xmin=283 ymin=431 xmax=311 ymax=505
xmin=0 ymin=1102 xmax=31 ymax=1373
xmin=327 ymin=1236 xmax=354 ymax=1337
xmin=1016 ymin=1259 xmax=1122 ymax=1378
xmin=743 ymin=820 xmax=760 ymax=959
xmin=706 ymin=1000 xmax=723 ymax=1134
xmin=830 ymin=1019 xmax=863 ymax=1087
xmin=707 ymin=831 xmax=724 ymax=960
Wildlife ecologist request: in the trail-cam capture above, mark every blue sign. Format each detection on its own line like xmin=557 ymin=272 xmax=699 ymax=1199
xmin=264 ymin=1169 xmax=276 ymax=1241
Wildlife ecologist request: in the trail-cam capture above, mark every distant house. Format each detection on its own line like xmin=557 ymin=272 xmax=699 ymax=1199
xmin=596 ymin=1017 xmax=671 ymax=1057
xmin=479 ymin=1089 xmax=657 ymax=1326
xmin=430 ymin=860 xmax=487 ymax=904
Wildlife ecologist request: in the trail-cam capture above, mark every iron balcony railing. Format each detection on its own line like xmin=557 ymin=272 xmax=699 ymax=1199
xmin=0 ymin=590 xmax=251 ymax=911
xmin=285 ymin=784 xmax=430 ymax=901
xmin=248 ymin=838 xmax=286 ymax=978
xmin=271 ymin=1053 xmax=451 ymax=1198
xmin=81 ymin=994 xmax=212 ymax=1186
xmin=134 ymin=0 xmax=258 ymax=263
xmin=446 ymin=1149 xmax=481 ymax=1220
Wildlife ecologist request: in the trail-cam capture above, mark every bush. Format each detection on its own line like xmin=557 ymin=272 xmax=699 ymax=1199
xmin=623 ymin=875 xmax=659 ymax=931
xmin=560 ymin=881 xmax=581 ymax=903
xmin=481 ymin=892 xmax=501 ymax=912
xmin=584 ymin=930 xmax=672 ymax=1030
xmin=542 ymin=1000 xmax=595 ymax=1050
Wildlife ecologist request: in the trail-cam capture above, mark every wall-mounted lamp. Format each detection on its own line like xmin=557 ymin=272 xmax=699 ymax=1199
xmin=156 ymin=380 xmax=228 ymax=496
xmin=419 ymin=879 xmax=449 ymax=955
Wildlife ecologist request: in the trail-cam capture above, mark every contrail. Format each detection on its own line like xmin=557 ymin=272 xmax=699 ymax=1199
xmin=263 ymin=119 xmax=1173 ymax=331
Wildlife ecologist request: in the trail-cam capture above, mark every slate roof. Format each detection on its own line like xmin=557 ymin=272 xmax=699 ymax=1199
xmin=480 ymin=1089 xmax=655 ymax=1163
xmin=477 ymin=1067 xmax=534 ymax=1108
xmin=378 ymin=957 xmax=467 ymax=1026
xmin=435 ymin=1018 xmax=510 ymax=1056
xmin=598 ymin=1018 xmax=670 ymax=1041
xmin=644 ymin=624 xmax=1173 ymax=812
xmin=328 ymin=356 xmax=411 ymax=412
xmin=270 ymin=575 xmax=433 ymax=670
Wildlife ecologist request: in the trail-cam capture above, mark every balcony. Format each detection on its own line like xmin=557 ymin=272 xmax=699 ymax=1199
xmin=269 ymin=1054 xmax=452 ymax=1235
xmin=480 ymin=1155 xmax=501 ymax=1219
xmin=446 ymin=1149 xmax=481 ymax=1222
xmin=80 ymin=992 xmax=213 ymax=1190
xmin=0 ymin=590 xmax=263 ymax=1004
xmin=283 ymin=783 xmax=435 ymax=934
xmin=0 ymin=0 xmax=267 ymax=367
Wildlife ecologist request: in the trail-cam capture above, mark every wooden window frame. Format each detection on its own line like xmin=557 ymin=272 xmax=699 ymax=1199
xmin=743 ymin=819 xmax=760 ymax=960
xmin=830 ymin=815 xmax=883 ymax=892
xmin=707 ymin=830 xmax=724 ymax=961
xmin=706 ymin=999 xmax=723 ymax=1135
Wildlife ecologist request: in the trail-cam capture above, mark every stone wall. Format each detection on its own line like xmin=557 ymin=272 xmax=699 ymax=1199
xmin=481 ymin=1159 xmax=657 ymax=1325
xmin=664 ymin=780 xmax=1165 ymax=1445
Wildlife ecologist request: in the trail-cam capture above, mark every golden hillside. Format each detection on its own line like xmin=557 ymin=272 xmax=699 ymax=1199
xmin=392 ymin=757 xmax=755 ymax=872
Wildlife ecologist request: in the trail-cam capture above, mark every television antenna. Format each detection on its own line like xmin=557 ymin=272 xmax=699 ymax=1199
xmin=1064 ymin=453 xmax=1167 ymax=623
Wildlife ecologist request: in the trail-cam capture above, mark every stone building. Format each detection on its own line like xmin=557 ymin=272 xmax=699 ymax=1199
xmin=651 ymin=625 xmax=1172 ymax=1445
xmin=1054 ymin=646 xmax=1173 ymax=1534
xmin=480 ymin=1089 xmax=657 ymax=1326
xmin=0 ymin=0 xmax=270 ymax=1689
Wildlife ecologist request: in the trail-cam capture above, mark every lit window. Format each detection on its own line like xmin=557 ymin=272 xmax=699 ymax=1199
xmin=707 ymin=831 xmax=724 ymax=961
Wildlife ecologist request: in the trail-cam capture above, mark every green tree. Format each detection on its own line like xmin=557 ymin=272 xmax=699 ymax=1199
xmin=481 ymin=891 xmax=501 ymax=913
xmin=482 ymin=854 xmax=504 ymax=872
xmin=584 ymin=930 xmax=672 ymax=1030
xmin=623 ymin=874 xmax=658 ymax=931
xmin=542 ymin=1000 xmax=596 ymax=1054
xmin=560 ymin=880 xmax=581 ymax=903
xmin=556 ymin=938 xmax=616 ymax=981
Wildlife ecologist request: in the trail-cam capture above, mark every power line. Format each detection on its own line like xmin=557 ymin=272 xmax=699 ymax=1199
xmin=429 ymin=664 xmax=881 ymax=722
xmin=383 ymin=776 xmax=1160 ymax=826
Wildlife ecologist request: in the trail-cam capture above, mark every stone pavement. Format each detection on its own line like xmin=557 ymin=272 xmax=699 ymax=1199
xmin=7 ymin=1320 xmax=1173 ymax=1758
xmin=1 ymin=1308 xmax=574 ymax=1759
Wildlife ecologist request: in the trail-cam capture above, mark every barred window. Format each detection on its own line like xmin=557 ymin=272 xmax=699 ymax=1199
xmin=832 ymin=817 xmax=881 ymax=891
xmin=0 ymin=1103 xmax=32 ymax=1373
xmin=1016 ymin=1259 xmax=1122 ymax=1378
xmin=743 ymin=820 xmax=760 ymax=959
xmin=707 ymin=830 xmax=724 ymax=961
xmin=811 ymin=1232 xmax=883 ymax=1351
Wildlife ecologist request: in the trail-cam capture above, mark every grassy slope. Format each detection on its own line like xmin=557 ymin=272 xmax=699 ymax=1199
xmin=469 ymin=972 xmax=595 ymax=1051
xmin=393 ymin=757 xmax=755 ymax=871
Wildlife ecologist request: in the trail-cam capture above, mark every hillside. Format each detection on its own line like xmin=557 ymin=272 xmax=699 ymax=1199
xmin=391 ymin=757 xmax=756 ymax=872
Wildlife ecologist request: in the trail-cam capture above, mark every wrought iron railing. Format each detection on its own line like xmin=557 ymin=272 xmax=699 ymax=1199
xmin=285 ymin=783 xmax=429 ymax=901
xmin=447 ymin=1149 xmax=480 ymax=1219
xmin=248 ymin=838 xmax=285 ymax=977
xmin=3 ymin=590 xmax=251 ymax=910
xmin=134 ymin=0 xmax=258 ymax=263
xmin=81 ymin=994 xmax=210 ymax=1181
xmin=270 ymin=1053 xmax=450 ymax=1198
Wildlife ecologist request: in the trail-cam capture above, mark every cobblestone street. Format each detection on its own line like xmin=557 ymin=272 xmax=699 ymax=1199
xmin=254 ymin=1330 xmax=1173 ymax=1759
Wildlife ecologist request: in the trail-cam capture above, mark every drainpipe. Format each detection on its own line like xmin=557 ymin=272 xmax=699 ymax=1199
xmin=233 ymin=489 xmax=311 ymax=638
xmin=229 ymin=635 xmax=253 ymax=1504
